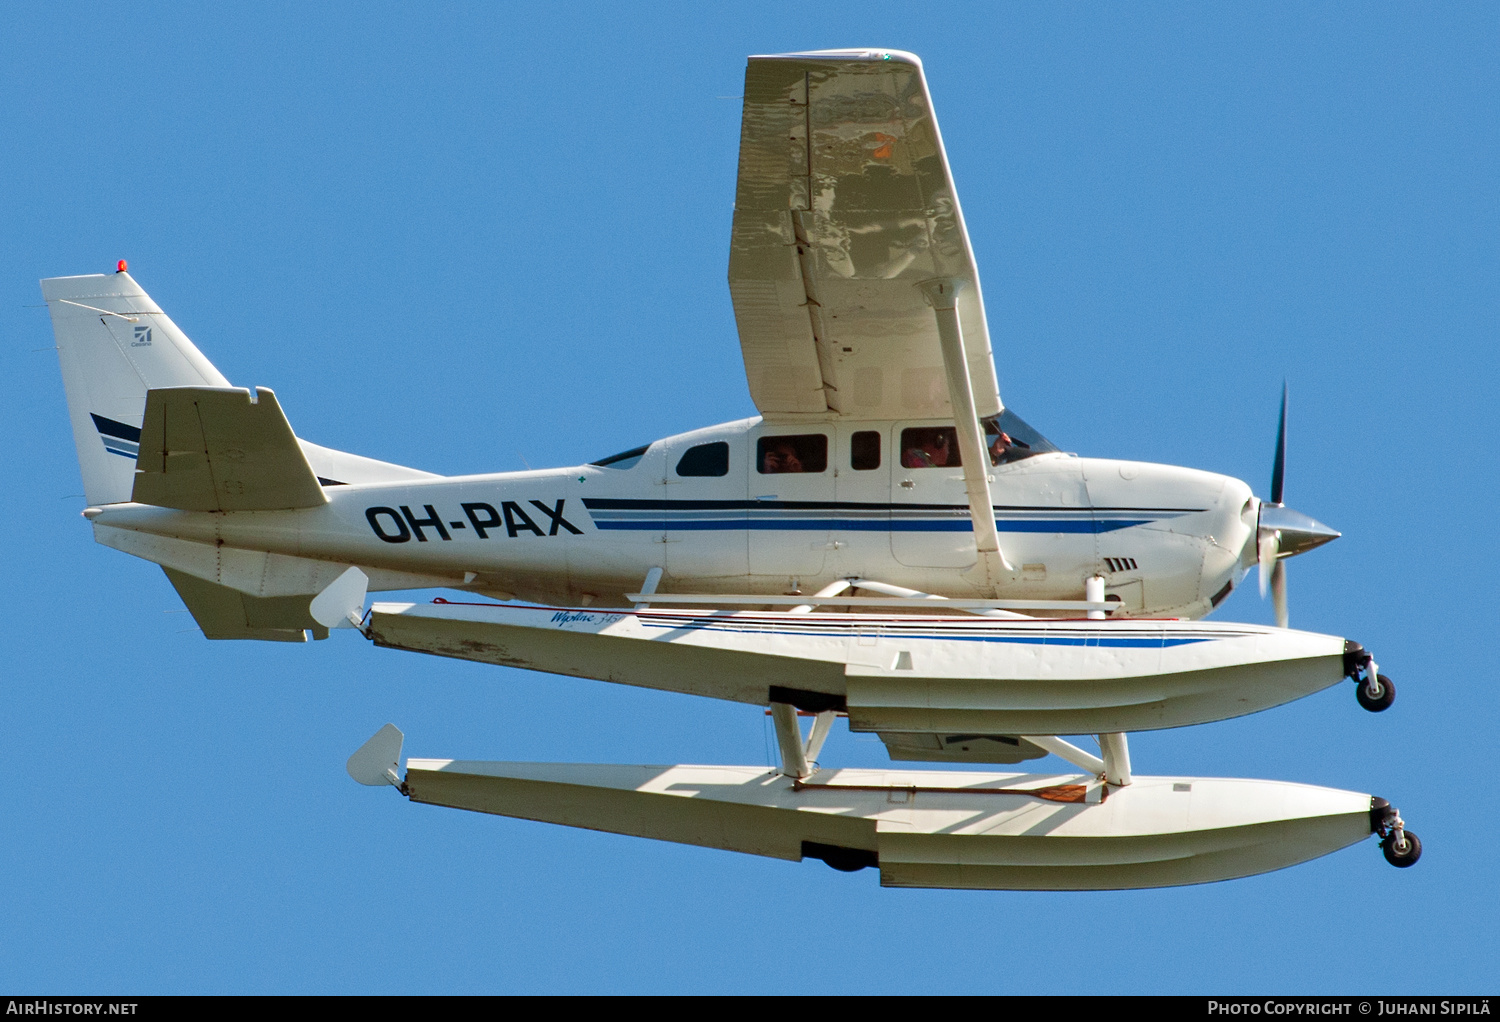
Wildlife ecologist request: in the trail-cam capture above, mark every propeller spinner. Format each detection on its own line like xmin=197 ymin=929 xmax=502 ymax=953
xmin=1257 ymin=384 xmax=1341 ymax=627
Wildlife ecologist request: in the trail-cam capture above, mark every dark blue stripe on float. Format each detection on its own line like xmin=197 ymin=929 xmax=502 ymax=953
xmin=632 ymin=619 xmax=1209 ymax=647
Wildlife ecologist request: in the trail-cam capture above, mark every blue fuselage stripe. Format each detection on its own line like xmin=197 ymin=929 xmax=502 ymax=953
xmin=581 ymin=498 xmax=1194 ymax=535
xmin=593 ymin=519 xmax=1152 ymax=533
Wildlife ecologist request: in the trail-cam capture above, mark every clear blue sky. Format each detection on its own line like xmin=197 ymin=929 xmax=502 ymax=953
xmin=4 ymin=2 xmax=1496 ymax=994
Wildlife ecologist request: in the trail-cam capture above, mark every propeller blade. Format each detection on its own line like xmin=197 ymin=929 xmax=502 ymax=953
xmin=1270 ymin=382 xmax=1287 ymax=505
xmin=1258 ymin=530 xmax=1280 ymax=597
xmin=1270 ymin=558 xmax=1288 ymax=629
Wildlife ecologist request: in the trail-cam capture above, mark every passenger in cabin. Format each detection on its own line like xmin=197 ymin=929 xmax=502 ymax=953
xmin=758 ymin=434 xmax=827 ymax=473
xmin=761 ymin=440 xmax=805 ymax=473
xmin=902 ymin=428 xmax=954 ymax=468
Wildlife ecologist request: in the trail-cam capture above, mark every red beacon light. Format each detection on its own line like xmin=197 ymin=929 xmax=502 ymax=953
xmin=116 ymin=259 xmax=127 ymax=273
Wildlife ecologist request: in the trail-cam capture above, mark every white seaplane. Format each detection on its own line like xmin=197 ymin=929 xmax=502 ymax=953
xmin=44 ymin=49 xmax=1418 ymax=890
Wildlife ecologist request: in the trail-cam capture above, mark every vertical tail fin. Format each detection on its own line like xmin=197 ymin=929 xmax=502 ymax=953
xmin=42 ymin=270 xmax=232 ymax=505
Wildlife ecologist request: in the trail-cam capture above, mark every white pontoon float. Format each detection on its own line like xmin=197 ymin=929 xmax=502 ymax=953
xmin=347 ymin=724 xmax=1417 ymax=891
xmin=348 ymin=594 xmax=1416 ymax=888
xmin=364 ymin=597 xmax=1381 ymax=737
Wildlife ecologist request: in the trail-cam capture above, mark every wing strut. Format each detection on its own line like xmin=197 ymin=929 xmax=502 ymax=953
xmin=769 ymin=701 xmax=840 ymax=779
xmin=920 ymin=278 xmax=1013 ymax=578
xmin=771 ymin=702 xmax=812 ymax=779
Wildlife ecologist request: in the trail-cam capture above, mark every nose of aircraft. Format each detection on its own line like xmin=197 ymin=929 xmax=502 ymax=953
xmin=1256 ymin=501 xmax=1338 ymax=628
xmin=1251 ymin=383 xmax=1340 ymax=628
xmin=1258 ymin=504 xmax=1341 ymax=559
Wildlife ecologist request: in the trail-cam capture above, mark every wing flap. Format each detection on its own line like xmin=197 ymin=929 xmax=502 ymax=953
xmin=132 ymin=386 xmax=328 ymax=511
xmin=729 ymin=50 xmax=1001 ymax=420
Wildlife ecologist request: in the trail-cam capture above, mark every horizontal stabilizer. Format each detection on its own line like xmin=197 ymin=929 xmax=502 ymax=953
xmin=95 ymin=525 xmax=465 ymax=597
xmin=134 ymin=387 xmax=327 ymax=511
xmin=163 ymin=566 xmax=324 ymax=641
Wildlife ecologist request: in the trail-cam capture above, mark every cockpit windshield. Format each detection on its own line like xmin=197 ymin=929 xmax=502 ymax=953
xmin=985 ymin=408 xmax=1059 ymax=464
xmin=900 ymin=409 xmax=1059 ymax=469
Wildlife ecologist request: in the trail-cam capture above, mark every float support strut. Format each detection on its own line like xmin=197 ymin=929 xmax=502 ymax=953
xmin=634 ymin=567 xmax=663 ymax=610
xmin=789 ymin=579 xmax=851 ymax=615
xmin=1098 ymin=732 xmax=1133 ymax=787
xmin=770 ymin=702 xmax=812 ymax=779
xmin=1020 ymin=734 xmax=1105 ymax=776
xmin=804 ymin=711 xmax=836 ymax=763
xmin=1086 ymin=574 xmax=1106 ymax=620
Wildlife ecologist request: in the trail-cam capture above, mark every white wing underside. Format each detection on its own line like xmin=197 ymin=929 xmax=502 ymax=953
xmin=729 ymin=50 xmax=1001 ymax=421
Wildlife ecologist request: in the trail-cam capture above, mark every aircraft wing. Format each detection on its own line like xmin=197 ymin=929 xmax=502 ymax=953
xmin=729 ymin=50 xmax=1001 ymax=420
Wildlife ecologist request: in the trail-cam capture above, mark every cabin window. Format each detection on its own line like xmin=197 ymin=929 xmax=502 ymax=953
xmin=675 ymin=441 xmax=729 ymax=477
xmin=900 ymin=427 xmax=961 ymax=468
xmin=850 ymin=431 xmax=881 ymax=470
xmin=757 ymin=434 xmax=827 ymax=474
xmin=590 ymin=444 xmax=649 ymax=470
xmin=901 ymin=412 xmax=1060 ymax=469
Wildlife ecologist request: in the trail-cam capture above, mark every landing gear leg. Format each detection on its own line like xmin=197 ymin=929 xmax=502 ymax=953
xmin=1345 ymin=644 xmax=1395 ymax=712
xmin=1371 ymin=798 xmax=1421 ymax=868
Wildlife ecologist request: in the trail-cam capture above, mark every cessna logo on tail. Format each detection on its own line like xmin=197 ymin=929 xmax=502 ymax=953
xmin=131 ymin=325 xmax=152 ymax=347
xmin=365 ymin=500 xmax=584 ymax=543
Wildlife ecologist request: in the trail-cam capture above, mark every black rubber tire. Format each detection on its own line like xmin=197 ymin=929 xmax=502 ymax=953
xmin=1356 ymin=674 xmax=1396 ymax=712
xmin=1382 ymin=830 xmax=1422 ymax=867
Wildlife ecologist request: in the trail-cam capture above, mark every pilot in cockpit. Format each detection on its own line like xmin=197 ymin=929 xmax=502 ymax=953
xmin=987 ymin=426 xmax=1033 ymax=466
xmin=984 ymin=413 xmax=1034 ymax=466
xmin=901 ymin=423 xmax=1033 ymax=469
xmin=988 ymin=428 xmax=1015 ymax=464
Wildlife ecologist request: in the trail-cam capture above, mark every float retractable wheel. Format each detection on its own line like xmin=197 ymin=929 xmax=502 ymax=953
xmin=1382 ymin=829 xmax=1422 ymax=867
xmin=1356 ymin=673 xmax=1395 ymax=712
xmin=1372 ymin=800 xmax=1421 ymax=868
